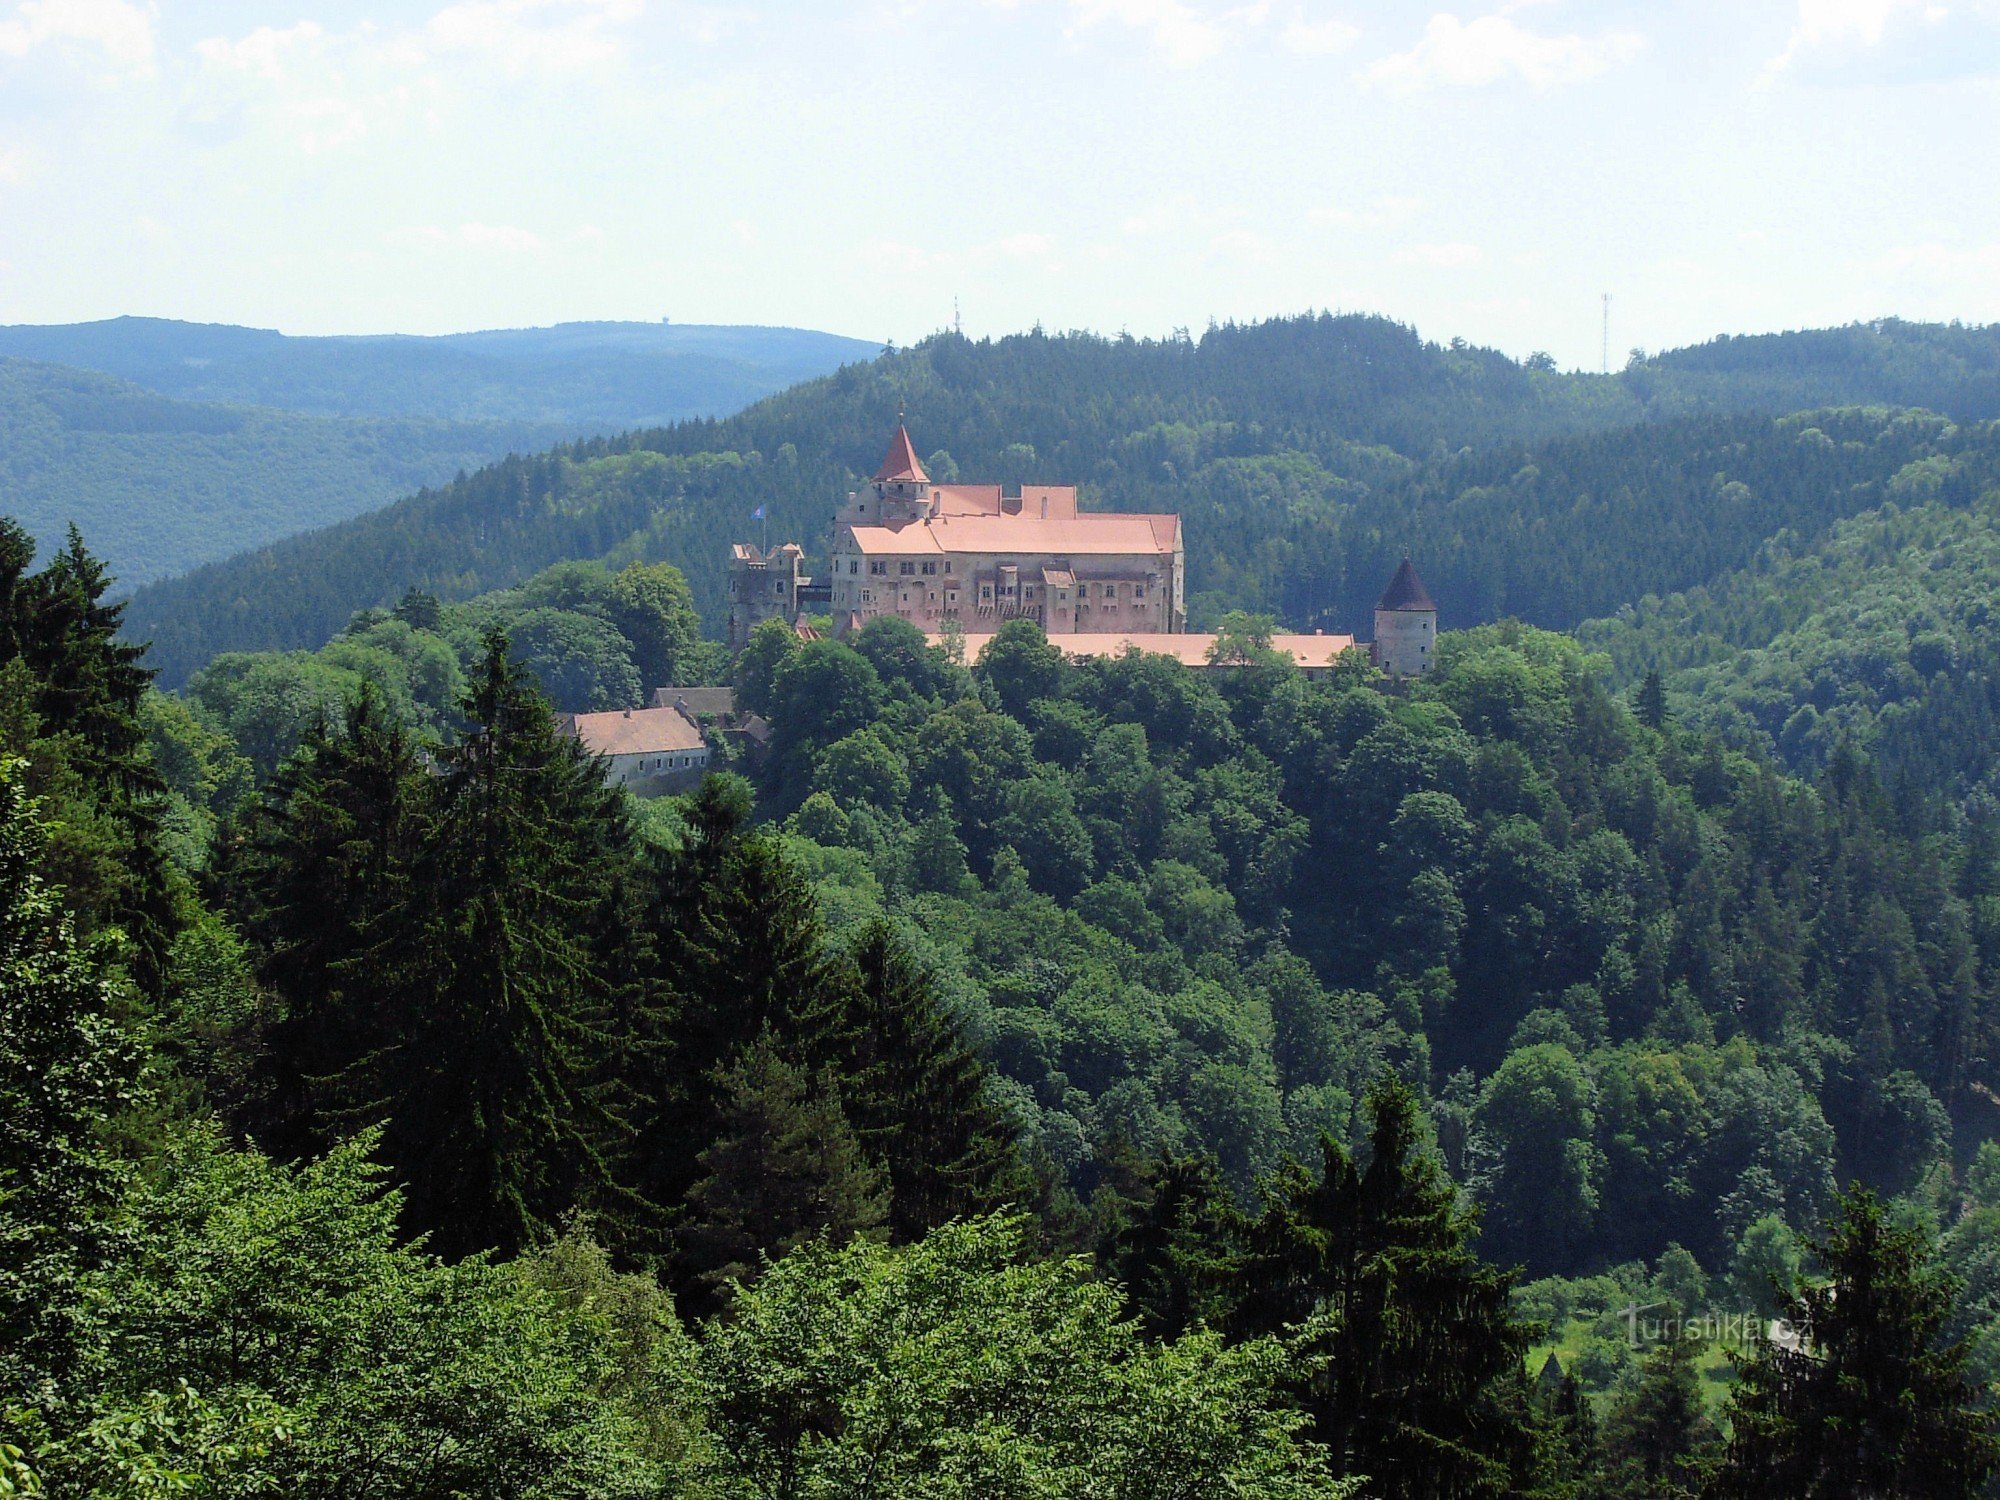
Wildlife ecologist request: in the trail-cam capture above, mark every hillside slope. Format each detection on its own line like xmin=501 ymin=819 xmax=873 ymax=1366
xmin=1578 ymin=434 xmax=2000 ymax=809
xmin=122 ymin=315 xmax=2000 ymax=685
xmin=0 ymin=358 xmax=570 ymax=589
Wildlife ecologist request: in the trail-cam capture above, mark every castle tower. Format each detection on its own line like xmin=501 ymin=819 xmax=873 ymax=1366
xmin=1373 ymin=556 xmax=1437 ymax=676
xmin=726 ymin=541 xmax=807 ymax=651
xmin=840 ymin=419 xmax=933 ymax=526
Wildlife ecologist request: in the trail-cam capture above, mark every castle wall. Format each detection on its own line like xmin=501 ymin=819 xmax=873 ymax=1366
xmin=1373 ymin=608 xmax=1436 ymax=676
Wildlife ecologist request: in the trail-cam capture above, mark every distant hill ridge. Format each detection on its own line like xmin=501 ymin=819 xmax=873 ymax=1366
xmin=0 ymin=316 xmax=881 ymax=427
xmin=114 ymin=312 xmax=2000 ymax=686
xmin=0 ymin=317 xmax=880 ymax=592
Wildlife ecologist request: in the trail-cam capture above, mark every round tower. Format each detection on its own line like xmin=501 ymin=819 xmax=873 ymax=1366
xmin=1373 ymin=556 xmax=1437 ymax=676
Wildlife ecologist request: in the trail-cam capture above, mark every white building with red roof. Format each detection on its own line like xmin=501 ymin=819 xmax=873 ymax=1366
xmin=822 ymin=421 xmax=1185 ymax=638
xmin=560 ymin=704 xmax=711 ymax=790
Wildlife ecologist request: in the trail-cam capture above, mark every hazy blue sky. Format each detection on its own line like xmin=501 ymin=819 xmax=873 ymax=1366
xmin=1 ymin=0 xmax=1996 ymax=367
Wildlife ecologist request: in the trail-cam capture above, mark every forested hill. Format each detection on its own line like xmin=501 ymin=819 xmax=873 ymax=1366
xmin=1579 ymin=457 xmax=2000 ymax=814
xmin=0 ymin=316 xmax=881 ymax=428
xmin=0 ymin=357 xmax=568 ymax=589
xmin=1638 ymin=319 xmax=2000 ymax=421
xmin=123 ymin=314 xmax=2000 ymax=685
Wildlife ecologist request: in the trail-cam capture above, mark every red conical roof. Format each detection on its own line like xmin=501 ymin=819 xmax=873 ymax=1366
xmin=1376 ymin=556 xmax=1436 ymax=612
xmin=874 ymin=423 xmax=929 ymax=483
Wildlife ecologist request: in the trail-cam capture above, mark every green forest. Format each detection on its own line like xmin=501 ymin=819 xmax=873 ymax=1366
xmin=12 ymin=310 xmax=2000 ymax=1494
xmin=13 ymin=490 xmax=2000 ymax=1491
xmin=121 ymin=314 xmax=2000 ymax=686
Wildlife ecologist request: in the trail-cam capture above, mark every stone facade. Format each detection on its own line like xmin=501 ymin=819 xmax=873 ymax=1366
xmin=824 ymin=423 xmax=1183 ymax=637
xmin=727 ymin=542 xmax=812 ymax=651
xmin=729 ymin=422 xmax=1185 ymax=645
xmin=1371 ymin=556 xmax=1438 ymax=677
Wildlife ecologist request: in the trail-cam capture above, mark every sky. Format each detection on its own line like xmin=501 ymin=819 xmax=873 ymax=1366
xmin=0 ymin=0 xmax=1996 ymax=369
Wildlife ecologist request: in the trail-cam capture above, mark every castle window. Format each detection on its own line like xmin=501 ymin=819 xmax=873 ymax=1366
xmin=870 ymin=561 xmax=886 ymax=575
xmin=899 ymin=561 xmax=915 ymax=575
xmin=849 ymin=561 xmax=859 ymax=574
xmin=944 ymin=562 xmax=954 ymax=574
xmin=1134 ymin=585 xmax=1146 ymax=599
xmin=921 ymin=561 xmax=936 ymax=575
xmin=861 ymin=590 xmax=872 ymax=603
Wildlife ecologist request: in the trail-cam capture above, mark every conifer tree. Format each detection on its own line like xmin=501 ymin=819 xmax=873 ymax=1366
xmin=831 ymin=922 xmax=1025 ymax=1241
xmin=1103 ymin=1151 xmax=1245 ymax=1338
xmin=1600 ymin=1334 xmax=1717 ymax=1498
xmin=682 ymin=1033 xmax=887 ymax=1301
xmin=1711 ymin=1187 xmax=1999 ymax=1498
xmin=1232 ymin=1075 xmax=1528 ymax=1499
xmin=0 ymin=524 xmax=173 ymax=987
xmin=228 ymin=688 xmax=431 ymax=1160
xmin=636 ymin=802 xmax=848 ymax=1217
xmin=386 ymin=634 xmax=638 ymax=1257
xmin=1635 ymin=669 xmax=1669 ymax=731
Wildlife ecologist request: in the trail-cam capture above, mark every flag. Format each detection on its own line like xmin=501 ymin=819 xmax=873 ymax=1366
xmin=752 ymin=505 xmax=766 ymax=520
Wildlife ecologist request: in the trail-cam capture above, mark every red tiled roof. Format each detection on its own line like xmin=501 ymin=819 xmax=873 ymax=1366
xmin=943 ymin=631 xmax=1360 ymax=670
xmin=563 ymin=706 xmax=706 ymax=757
xmin=847 ymin=512 xmax=1179 ymax=557
xmin=875 ymin=424 xmax=929 ymax=483
xmin=921 ymin=485 xmax=1080 ymax=518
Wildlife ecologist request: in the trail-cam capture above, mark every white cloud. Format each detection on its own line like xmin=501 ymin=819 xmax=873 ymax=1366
xmin=392 ymin=221 xmax=555 ymax=253
xmin=1364 ymin=12 xmax=1645 ymax=92
xmin=1064 ymin=0 xmax=1253 ymax=67
xmin=0 ymin=0 xmax=154 ymax=74
xmin=1207 ymin=227 xmax=1281 ymax=264
xmin=192 ymin=20 xmax=395 ymax=154
xmin=194 ymin=20 xmax=324 ymax=80
xmin=1882 ymin=239 xmax=2000 ymax=275
xmin=1765 ymin=0 xmax=1983 ymax=76
xmin=1121 ymin=192 xmax=1202 ymax=236
xmin=1282 ymin=9 xmax=1358 ymax=54
xmin=1397 ymin=240 xmax=1482 ymax=266
xmin=421 ymin=0 xmax=644 ymax=77
xmin=1311 ymin=192 xmax=1424 ymax=228
xmin=996 ymin=231 xmax=1055 ymax=258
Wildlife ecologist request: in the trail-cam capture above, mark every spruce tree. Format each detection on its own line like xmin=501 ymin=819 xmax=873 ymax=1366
xmin=1635 ymin=669 xmax=1669 ymax=731
xmin=0 ymin=524 xmax=173 ymax=988
xmin=1711 ymin=1187 xmax=1999 ymax=1498
xmin=387 ymin=634 xmax=639 ymax=1257
xmin=1102 ymin=1151 xmax=1245 ymax=1338
xmin=228 ymin=688 xmax=431 ymax=1160
xmin=636 ymin=805 xmax=847 ymax=1217
xmin=682 ymin=1033 xmax=887 ymax=1302
xmin=1600 ymin=1334 xmax=1717 ymax=1498
xmin=1232 ymin=1075 xmax=1529 ymax=1499
xmin=825 ymin=921 xmax=1025 ymax=1242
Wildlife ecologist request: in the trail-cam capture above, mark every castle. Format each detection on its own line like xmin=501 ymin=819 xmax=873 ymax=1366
xmin=726 ymin=418 xmax=1438 ymax=678
xmin=729 ymin=420 xmax=1184 ymax=647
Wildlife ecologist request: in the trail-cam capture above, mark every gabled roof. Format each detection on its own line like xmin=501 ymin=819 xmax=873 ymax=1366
xmin=942 ymin=631 xmax=1360 ymax=670
xmin=845 ymin=512 xmax=1179 ymax=557
xmin=563 ymin=706 xmax=706 ymax=757
xmin=874 ymin=424 xmax=929 ymax=483
xmin=1376 ymin=556 xmax=1436 ymax=613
